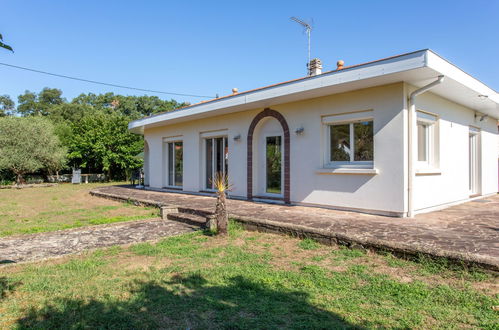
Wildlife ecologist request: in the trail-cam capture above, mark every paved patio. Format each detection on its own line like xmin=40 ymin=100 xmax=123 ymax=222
xmin=91 ymin=185 xmax=499 ymax=271
xmin=0 ymin=218 xmax=197 ymax=265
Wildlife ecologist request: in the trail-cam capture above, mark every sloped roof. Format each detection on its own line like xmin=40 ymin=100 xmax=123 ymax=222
xmin=129 ymin=49 xmax=499 ymax=134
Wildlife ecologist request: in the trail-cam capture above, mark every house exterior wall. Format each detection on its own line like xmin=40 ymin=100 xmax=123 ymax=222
xmin=144 ymin=83 xmax=407 ymax=216
xmin=411 ymin=88 xmax=499 ymax=213
xmin=142 ymin=82 xmax=498 ymax=216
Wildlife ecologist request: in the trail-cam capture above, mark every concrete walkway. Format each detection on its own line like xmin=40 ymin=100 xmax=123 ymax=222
xmin=91 ymin=186 xmax=499 ymax=271
xmin=0 ymin=218 xmax=197 ymax=265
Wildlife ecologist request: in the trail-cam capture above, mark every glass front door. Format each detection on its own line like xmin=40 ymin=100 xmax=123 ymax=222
xmin=205 ymin=137 xmax=228 ymax=190
xmin=265 ymin=136 xmax=282 ymax=195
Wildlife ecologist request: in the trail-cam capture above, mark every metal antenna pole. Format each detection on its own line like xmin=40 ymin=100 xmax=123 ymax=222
xmin=290 ymin=17 xmax=313 ymax=69
xmin=307 ymin=27 xmax=311 ymax=64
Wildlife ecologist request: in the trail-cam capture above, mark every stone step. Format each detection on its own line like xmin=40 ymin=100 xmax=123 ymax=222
xmin=176 ymin=207 xmax=213 ymax=218
xmin=167 ymin=212 xmax=207 ymax=227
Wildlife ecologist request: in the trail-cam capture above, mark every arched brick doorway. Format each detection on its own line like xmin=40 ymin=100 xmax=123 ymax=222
xmin=247 ymin=108 xmax=290 ymax=204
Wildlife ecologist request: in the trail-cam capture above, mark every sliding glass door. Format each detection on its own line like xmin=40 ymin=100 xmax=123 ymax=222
xmin=205 ymin=137 xmax=228 ymax=190
xmin=166 ymin=141 xmax=183 ymax=187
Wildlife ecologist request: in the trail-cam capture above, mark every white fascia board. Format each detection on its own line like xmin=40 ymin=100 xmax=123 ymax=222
xmin=129 ymin=50 xmax=428 ymax=132
xmin=426 ymin=51 xmax=499 ymax=118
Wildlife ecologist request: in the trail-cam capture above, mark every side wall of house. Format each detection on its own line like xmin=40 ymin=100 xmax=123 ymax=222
xmin=411 ymin=88 xmax=499 ymax=213
xmin=144 ymin=83 xmax=407 ymax=215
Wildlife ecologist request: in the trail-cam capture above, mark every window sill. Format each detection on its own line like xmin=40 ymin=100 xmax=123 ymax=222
xmin=415 ymin=168 xmax=441 ymax=176
xmin=316 ymin=168 xmax=379 ymax=175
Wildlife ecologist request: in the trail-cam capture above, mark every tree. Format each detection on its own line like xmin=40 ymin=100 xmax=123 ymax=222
xmin=0 ymin=117 xmax=66 ymax=184
xmin=17 ymin=88 xmax=65 ymax=116
xmin=0 ymin=95 xmax=15 ymax=117
xmin=66 ymin=111 xmax=143 ymax=179
xmin=0 ymin=33 xmax=13 ymax=52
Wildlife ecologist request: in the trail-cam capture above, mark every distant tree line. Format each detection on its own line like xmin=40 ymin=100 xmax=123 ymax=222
xmin=0 ymin=88 xmax=187 ymax=184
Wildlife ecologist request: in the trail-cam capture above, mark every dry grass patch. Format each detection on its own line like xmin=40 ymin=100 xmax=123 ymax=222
xmin=0 ymin=183 xmax=157 ymax=236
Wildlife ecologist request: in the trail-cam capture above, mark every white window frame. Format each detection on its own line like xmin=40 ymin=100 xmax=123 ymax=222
xmin=416 ymin=111 xmax=438 ymax=170
xmin=163 ymin=136 xmax=183 ymax=188
xmin=322 ymin=110 xmax=374 ymax=169
xmin=203 ymin=135 xmax=228 ymax=191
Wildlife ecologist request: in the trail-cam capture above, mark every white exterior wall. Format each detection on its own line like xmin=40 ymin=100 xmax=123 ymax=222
xmin=144 ymin=83 xmax=406 ymax=215
xmin=411 ymin=88 xmax=499 ymax=213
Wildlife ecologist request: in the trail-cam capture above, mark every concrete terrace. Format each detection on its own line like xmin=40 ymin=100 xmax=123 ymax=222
xmin=91 ymin=185 xmax=499 ymax=271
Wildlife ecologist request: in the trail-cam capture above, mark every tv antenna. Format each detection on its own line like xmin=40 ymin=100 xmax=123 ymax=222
xmin=290 ymin=16 xmax=313 ymax=65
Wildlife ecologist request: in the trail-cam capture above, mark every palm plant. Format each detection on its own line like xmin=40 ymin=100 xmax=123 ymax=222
xmin=211 ymin=172 xmax=231 ymax=235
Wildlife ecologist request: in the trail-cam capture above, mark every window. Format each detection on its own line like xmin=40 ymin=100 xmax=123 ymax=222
xmin=328 ymin=120 xmax=373 ymax=166
xmin=416 ymin=111 xmax=438 ymax=168
xmin=165 ymin=141 xmax=183 ymax=187
xmin=205 ymin=137 xmax=228 ymax=190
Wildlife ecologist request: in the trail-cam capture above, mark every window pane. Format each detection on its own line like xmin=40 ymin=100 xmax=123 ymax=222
xmin=330 ymin=124 xmax=350 ymax=161
xmin=266 ymin=136 xmax=282 ymax=194
xmin=168 ymin=143 xmax=174 ymax=186
xmin=215 ymin=137 xmax=223 ymax=174
xmin=224 ymin=137 xmax=228 ymax=176
xmin=354 ymin=121 xmax=373 ymax=161
xmin=205 ymin=139 xmax=213 ymax=189
xmin=417 ymin=123 xmax=427 ymax=162
xmin=174 ymin=142 xmax=183 ymax=186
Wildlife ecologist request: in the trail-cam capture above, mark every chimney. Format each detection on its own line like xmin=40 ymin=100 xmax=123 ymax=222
xmin=308 ymin=58 xmax=322 ymax=76
xmin=336 ymin=60 xmax=345 ymax=70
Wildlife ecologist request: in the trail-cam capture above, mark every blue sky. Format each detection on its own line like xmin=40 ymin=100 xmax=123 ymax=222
xmin=1 ymin=0 xmax=498 ymax=105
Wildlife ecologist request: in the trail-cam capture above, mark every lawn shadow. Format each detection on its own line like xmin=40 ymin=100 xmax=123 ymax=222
xmin=16 ymin=273 xmax=369 ymax=329
xmin=1 ymin=277 xmax=20 ymax=300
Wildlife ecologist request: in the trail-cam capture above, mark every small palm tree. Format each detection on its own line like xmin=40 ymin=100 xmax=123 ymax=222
xmin=212 ymin=172 xmax=231 ymax=235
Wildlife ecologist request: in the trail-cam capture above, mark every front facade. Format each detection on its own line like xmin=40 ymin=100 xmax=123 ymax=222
xmin=131 ymin=50 xmax=499 ymax=217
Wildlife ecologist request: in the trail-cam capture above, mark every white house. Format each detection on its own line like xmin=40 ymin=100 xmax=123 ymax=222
xmin=129 ymin=49 xmax=499 ymax=217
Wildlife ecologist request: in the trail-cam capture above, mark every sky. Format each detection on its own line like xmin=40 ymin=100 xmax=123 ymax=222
xmin=1 ymin=0 xmax=498 ymax=105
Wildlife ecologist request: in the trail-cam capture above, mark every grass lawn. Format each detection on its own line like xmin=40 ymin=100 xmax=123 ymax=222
xmin=0 ymin=223 xmax=497 ymax=329
xmin=0 ymin=183 xmax=158 ymax=237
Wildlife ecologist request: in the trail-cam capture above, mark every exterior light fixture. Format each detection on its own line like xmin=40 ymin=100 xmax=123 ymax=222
xmin=474 ymin=111 xmax=489 ymax=122
xmin=295 ymin=127 xmax=304 ymax=135
xmin=233 ymin=134 xmax=241 ymax=141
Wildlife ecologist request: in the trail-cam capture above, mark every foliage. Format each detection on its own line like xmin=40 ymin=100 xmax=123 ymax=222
xmin=66 ymin=111 xmax=143 ymax=179
xmin=3 ymin=87 xmax=187 ymax=179
xmin=0 ymin=33 xmax=13 ymax=52
xmin=17 ymin=88 xmax=65 ymax=116
xmin=0 ymin=116 xmax=66 ymax=184
xmin=71 ymin=92 xmax=188 ymax=119
xmin=0 ymin=95 xmax=15 ymax=117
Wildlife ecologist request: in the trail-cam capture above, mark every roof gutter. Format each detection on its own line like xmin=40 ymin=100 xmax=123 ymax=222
xmin=407 ymin=75 xmax=445 ymax=217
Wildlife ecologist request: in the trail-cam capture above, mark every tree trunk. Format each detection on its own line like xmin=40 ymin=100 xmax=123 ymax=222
xmin=15 ymin=172 xmax=24 ymax=186
xmin=215 ymin=190 xmax=228 ymax=235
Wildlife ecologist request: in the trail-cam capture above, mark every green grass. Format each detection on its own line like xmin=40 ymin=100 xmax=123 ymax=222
xmin=0 ymin=182 xmax=158 ymax=236
xmin=0 ymin=226 xmax=496 ymax=329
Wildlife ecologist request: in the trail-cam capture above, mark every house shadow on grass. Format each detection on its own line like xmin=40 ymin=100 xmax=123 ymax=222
xmin=16 ymin=273 xmax=368 ymax=329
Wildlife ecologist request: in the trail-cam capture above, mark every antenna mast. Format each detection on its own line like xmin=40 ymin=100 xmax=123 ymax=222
xmin=290 ymin=16 xmax=312 ymax=65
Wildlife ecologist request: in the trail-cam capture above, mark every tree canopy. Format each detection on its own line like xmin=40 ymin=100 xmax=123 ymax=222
xmin=0 ymin=117 xmax=66 ymax=184
xmin=0 ymin=88 xmax=188 ymax=182
xmin=0 ymin=95 xmax=15 ymax=117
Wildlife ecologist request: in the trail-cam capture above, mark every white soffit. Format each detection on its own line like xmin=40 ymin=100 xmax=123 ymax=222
xmin=129 ymin=49 xmax=498 ymax=134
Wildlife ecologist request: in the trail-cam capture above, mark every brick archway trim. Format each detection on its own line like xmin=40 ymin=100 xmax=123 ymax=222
xmin=247 ymin=108 xmax=290 ymax=204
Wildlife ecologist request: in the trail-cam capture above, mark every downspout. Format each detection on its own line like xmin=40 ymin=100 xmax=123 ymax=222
xmin=407 ymin=75 xmax=445 ymax=217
